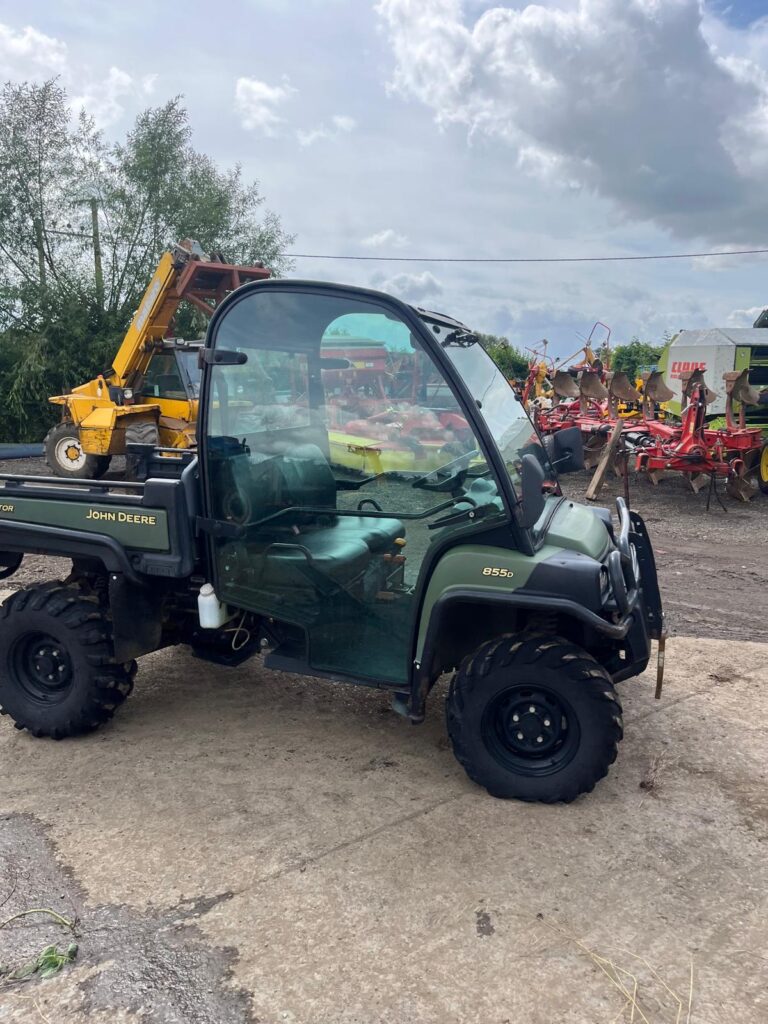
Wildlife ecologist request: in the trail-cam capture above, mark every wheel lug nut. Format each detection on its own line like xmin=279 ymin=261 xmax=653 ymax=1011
xmin=512 ymin=714 xmax=519 ymax=722
xmin=528 ymin=705 xmax=536 ymax=713
xmin=536 ymin=735 xmax=544 ymax=743
xmin=516 ymin=731 xmax=524 ymax=740
xmin=543 ymin=719 xmax=551 ymax=727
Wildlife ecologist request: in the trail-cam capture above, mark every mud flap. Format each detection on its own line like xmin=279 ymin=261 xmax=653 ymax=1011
xmin=655 ymin=632 xmax=666 ymax=699
xmin=109 ymin=574 xmax=164 ymax=661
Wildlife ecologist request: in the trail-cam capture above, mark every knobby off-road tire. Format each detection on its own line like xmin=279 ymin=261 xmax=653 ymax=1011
xmin=0 ymin=584 xmax=136 ymax=739
xmin=446 ymin=633 xmax=623 ymax=802
xmin=124 ymin=420 xmax=159 ymax=480
xmin=44 ymin=422 xmax=111 ymax=480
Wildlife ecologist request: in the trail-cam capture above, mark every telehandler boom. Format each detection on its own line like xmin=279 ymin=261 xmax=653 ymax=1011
xmin=45 ymin=240 xmax=269 ymax=479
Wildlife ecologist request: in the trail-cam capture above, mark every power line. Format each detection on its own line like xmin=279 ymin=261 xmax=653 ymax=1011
xmin=283 ymin=247 xmax=768 ymax=264
xmin=43 ymin=230 xmax=768 ymax=265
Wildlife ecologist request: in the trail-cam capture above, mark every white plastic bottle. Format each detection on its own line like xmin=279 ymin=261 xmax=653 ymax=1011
xmin=197 ymin=583 xmax=231 ymax=629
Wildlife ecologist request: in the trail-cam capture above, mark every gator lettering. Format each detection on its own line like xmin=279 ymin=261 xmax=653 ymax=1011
xmin=0 ymin=504 xmax=14 ymax=513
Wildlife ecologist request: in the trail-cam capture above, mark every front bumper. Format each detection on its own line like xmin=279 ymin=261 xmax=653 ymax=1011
xmin=604 ymin=499 xmax=664 ymax=683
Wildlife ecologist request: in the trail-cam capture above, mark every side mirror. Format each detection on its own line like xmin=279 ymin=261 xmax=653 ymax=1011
xmin=519 ymin=453 xmax=546 ymax=528
xmin=551 ymin=426 xmax=585 ymax=474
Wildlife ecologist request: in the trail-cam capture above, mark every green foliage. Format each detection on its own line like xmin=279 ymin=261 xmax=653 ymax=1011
xmin=0 ymin=942 xmax=78 ymax=983
xmin=611 ymin=338 xmax=665 ymax=380
xmin=477 ymin=333 xmax=529 ymax=379
xmin=0 ymin=82 xmax=294 ymax=441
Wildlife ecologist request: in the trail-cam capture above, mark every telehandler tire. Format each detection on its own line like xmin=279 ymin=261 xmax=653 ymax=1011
xmin=446 ymin=633 xmax=623 ymax=803
xmin=0 ymin=584 xmax=136 ymax=739
xmin=44 ymin=422 xmax=111 ymax=480
xmin=124 ymin=420 xmax=159 ymax=480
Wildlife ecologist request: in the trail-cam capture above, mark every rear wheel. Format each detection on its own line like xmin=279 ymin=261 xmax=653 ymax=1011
xmin=759 ymin=443 xmax=768 ymax=495
xmin=446 ymin=633 xmax=623 ymax=802
xmin=0 ymin=584 xmax=136 ymax=738
xmin=44 ymin=423 xmax=111 ymax=480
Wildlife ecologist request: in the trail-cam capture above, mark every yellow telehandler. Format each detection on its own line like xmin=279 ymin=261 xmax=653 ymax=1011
xmin=45 ymin=240 xmax=270 ymax=478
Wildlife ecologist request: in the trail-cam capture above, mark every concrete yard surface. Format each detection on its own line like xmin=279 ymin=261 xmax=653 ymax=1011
xmin=0 ymin=632 xmax=766 ymax=1023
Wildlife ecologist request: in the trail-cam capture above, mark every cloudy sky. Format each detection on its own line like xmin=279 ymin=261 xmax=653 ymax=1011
xmin=2 ymin=0 xmax=768 ymax=356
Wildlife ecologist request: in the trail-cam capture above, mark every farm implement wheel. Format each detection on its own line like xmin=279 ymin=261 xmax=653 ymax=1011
xmin=446 ymin=633 xmax=623 ymax=802
xmin=0 ymin=584 xmax=136 ymax=739
xmin=759 ymin=443 xmax=768 ymax=496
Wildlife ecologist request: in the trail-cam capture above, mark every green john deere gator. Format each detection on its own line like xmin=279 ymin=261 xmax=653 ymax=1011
xmin=0 ymin=281 xmax=664 ymax=802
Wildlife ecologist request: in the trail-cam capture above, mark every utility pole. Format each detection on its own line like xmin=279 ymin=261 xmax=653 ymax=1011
xmin=90 ymin=197 xmax=104 ymax=311
xmin=33 ymin=217 xmax=47 ymax=295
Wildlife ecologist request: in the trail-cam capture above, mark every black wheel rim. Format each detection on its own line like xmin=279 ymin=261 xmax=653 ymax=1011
xmin=10 ymin=632 xmax=74 ymax=705
xmin=481 ymin=685 xmax=580 ymax=777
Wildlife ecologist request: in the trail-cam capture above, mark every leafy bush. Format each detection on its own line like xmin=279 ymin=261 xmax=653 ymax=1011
xmin=0 ymin=82 xmax=293 ymax=442
xmin=477 ymin=333 xmax=529 ymax=379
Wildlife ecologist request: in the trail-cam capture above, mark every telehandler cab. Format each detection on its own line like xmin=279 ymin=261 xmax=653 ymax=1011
xmin=0 ymin=281 xmax=664 ymax=802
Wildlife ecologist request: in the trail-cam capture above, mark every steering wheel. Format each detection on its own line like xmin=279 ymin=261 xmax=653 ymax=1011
xmin=427 ymin=495 xmax=479 ymax=530
xmin=411 ymin=449 xmax=480 ymax=490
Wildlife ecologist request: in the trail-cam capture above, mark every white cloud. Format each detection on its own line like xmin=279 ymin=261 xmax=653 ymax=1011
xmin=70 ymin=66 xmax=155 ymax=128
xmin=235 ymin=77 xmax=295 ymax=134
xmin=727 ymin=306 xmax=764 ymax=326
xmin=0 ymin=22 xmax=67 ymax=78
xmin=332 ymin=114 xmax=356 ymax=133
xmin=1 ymin=21 xmax=157 ymax=128
xmin=372 ymin=270 xmax=443 ymax=303
xmin=297 ymin=112 xmax=356 ymax=147
xmin=690 ymin=245 xmax=754 ymax=272
xmin=376 ymin=0 xmax=768 ymax=243
xmin=361 ymin=228 xmax=409 ymax=249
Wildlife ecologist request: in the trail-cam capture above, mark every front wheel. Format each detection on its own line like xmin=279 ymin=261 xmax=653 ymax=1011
xmin=44 ymin=423 xmax=111 ymax=479
xmin=446 ymin=633 xmax=623 ymax=802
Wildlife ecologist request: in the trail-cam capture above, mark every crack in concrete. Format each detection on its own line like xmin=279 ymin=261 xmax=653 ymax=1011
xmin=242 ymin=792 xmax=467 ymax=893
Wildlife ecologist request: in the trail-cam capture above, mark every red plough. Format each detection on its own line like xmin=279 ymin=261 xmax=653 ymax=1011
xmin=635 ymin=369 xmax=763 ymax=501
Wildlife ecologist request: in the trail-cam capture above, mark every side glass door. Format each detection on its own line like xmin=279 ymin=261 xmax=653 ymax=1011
xmin=203 ymin=288 xmax=508 ymax=685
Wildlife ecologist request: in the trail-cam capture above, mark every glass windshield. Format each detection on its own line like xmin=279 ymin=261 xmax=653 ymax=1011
xmin=424 ymin=318 xmax=555 ymax=492
xmin=178 ymin=350 xmax=202 ymax=398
